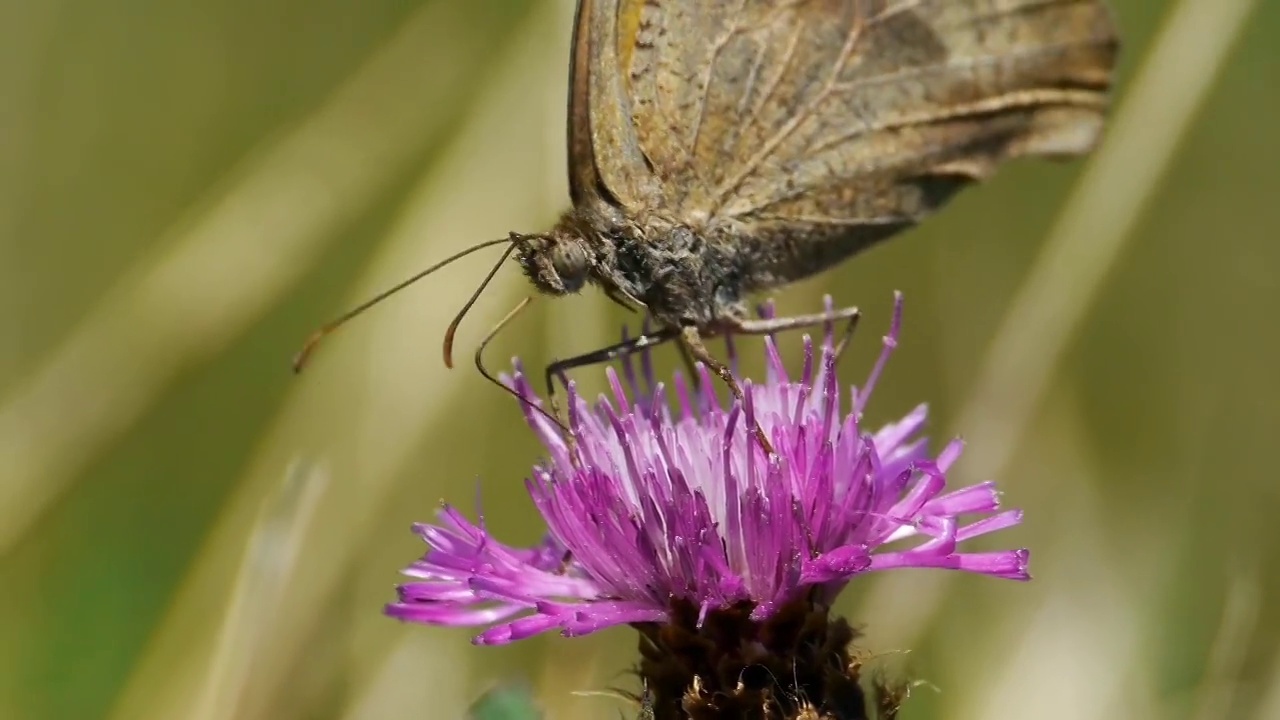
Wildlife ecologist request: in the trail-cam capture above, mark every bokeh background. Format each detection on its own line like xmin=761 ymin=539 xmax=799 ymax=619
xmin=1 ymin=0 xmax=1276 ymax=718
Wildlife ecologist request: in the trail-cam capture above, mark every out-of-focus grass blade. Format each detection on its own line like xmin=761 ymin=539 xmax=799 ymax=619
xmin=193 ymin=461 xmax=328 ymax=720
xmin=469 ymin=685 xmax=543 ymax=720
xmin=337 ymin=635 xmax=473 ymax=720
xmin=957 ymin=0 xmax=1261 ymax=480
xmin=1189 ymin=571 xmax=1261 ymax=720
xmin=930 ymin=402 xmax=1157 ymax=720
xmin=857 ymin=0 xmax=1261 ymax=652
xmin=1252 ymin=646 xmax=1280 ymax=720
xmin=108 ymin=2 xmax=568 ymax=718
xmin=0 ymin=0 xmax=499 ymax=554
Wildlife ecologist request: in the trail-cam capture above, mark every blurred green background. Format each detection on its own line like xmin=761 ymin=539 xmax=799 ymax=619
xmin=1 ymin=1 xmax=1277 ymax=718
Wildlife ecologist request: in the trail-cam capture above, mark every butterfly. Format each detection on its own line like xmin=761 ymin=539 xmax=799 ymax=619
xmin=299 ymin=0 xmax=1119 ymax=451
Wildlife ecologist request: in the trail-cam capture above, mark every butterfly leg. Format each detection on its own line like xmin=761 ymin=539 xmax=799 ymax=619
xmin=543 ymin=327 xmax=681 ymax=414
xmin=728 ymin=304 xmax=862 ymax=361
xmin=675 ymin=339 xmax=700 ymax=389
xmin=678 ymin=325 xmax=776 ymax=456
xmin=542 ymin=328 xmax=679 ymax=470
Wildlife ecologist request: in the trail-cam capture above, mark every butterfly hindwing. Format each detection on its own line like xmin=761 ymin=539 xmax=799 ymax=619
xmin=614 ymin=0 xmax=1117 ymax=235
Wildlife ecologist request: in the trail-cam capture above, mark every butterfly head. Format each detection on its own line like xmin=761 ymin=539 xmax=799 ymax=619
xmin=513 ymin=229 xmax=593 ymax=296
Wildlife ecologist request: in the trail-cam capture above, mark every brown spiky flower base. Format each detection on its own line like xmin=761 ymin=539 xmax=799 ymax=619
xmin=633 ymin=597 xmax=905 ymax=720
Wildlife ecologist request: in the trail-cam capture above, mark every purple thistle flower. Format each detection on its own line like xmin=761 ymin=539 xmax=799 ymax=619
xmin=387 ymin=294 xmax=1027 ymax=719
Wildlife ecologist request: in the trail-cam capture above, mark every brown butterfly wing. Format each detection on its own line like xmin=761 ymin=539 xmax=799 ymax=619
xmin=618 ymin=0 xmax=1118 ymax=247
xmin=565 ymin=0 xmax=661 ymax=217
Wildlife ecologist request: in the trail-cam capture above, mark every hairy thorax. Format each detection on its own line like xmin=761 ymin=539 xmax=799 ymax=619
xmin=516 ymin=205 xmax=873 ymax=330
xmin=517 ymin=208 xmax=755 ymax=329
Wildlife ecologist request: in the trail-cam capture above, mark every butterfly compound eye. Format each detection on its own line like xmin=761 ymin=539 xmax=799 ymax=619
xmin=515 ymin=232 xmax=591 ymax=296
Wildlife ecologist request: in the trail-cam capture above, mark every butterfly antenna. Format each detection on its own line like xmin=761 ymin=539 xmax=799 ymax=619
xmin=443 ymin=239 xmax=517 ymax=369
xmin=292 ymin=236 xmax=513 ymax=372
xmin=473 ymin=296 xmax=568 ymax=433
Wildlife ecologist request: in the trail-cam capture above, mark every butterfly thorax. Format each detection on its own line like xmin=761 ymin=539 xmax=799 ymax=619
xmin=516 ymin=208 xmax=767 ymax=329
xmin=517 ymin=205 xmax=921 ymax=330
